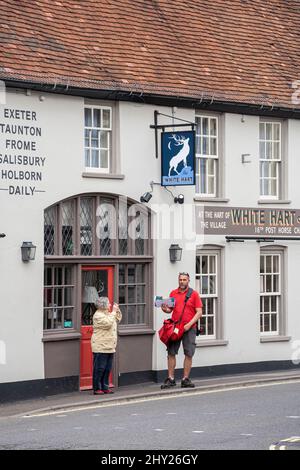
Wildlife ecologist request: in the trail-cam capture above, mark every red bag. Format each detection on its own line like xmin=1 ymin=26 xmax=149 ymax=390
xmin=158 ymin=288 xmax=194 ymax=345
xmin=158 ymin=318 xmax=185 ymax=345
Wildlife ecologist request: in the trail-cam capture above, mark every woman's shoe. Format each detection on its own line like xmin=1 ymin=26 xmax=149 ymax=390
xmin=93 ymin=390 xmax=104 ymax=395
xmin=103 ymin=389 xmax=114 ymax=394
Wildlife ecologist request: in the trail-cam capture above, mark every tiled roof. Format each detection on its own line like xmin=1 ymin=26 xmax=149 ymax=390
xmin=0 ymin=0 xmax=300 ymax=109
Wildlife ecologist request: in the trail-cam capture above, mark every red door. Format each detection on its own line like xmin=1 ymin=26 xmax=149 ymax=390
xmin=80 ymin=266 xmax=114 ymax=390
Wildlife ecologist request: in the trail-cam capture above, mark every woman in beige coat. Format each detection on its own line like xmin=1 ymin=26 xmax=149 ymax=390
xmin=91 ymin=297 xmax=122 ymax=395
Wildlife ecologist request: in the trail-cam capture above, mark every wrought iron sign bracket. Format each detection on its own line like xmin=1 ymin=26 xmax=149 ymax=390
xmin=150 ymin=110 xmax=196 ymax=159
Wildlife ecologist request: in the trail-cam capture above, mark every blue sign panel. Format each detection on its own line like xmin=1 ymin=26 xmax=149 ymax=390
xmin=161 ymin=130 xmax=195 ymax=186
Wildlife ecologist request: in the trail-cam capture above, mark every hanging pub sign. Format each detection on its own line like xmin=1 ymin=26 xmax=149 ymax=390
xmin=161 ymin=130 xmax=195 ymax=186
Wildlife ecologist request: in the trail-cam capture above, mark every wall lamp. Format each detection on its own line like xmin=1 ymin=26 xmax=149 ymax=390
xmin=140 ymin=181 xmax=184 ymax=204
xmin=169 ymin=244 xmax=183 ymax=262
xmin=21 ymin=241 xmax=36 ymax=262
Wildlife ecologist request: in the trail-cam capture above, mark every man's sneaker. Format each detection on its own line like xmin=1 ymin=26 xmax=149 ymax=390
xmin=181 ymin=377 xmax=195 ymax=388
xmin=161 ymin=377 xmax=176 ymax=389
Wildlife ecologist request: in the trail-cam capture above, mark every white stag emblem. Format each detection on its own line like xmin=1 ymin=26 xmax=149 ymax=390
xmin=168 ymin=134 xmax=190 ymax=176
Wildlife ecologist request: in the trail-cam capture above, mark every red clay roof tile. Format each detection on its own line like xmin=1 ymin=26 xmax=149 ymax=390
xmin=0 ymin=0 xmax=299 ymax=108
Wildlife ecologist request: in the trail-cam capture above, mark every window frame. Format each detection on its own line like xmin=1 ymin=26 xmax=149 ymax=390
xmin=259 ymin=247 xmax=286 ymax=337
xmin=84 ymin=104 xmax=112 ymax=174
xmin=195 ymin=246 xmax=224 ymax=341
xmin=43 ymin=265 xmax=76 ymax=331
xmin=195 ymin=114 xmax=219 ymax=197
xmin=259 ymin=120 xmax=285 ymax=201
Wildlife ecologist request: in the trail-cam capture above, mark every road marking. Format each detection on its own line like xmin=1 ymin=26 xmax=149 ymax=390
xmin=247 ymin=414 xmax=256 ymax=416
xmin=131 ymin=413 xmax=141 ymax=416
xmin=74 ymin=427 xmax=83 ymax=430
xmin=22 ymin=379 xmax=300 ymax=418
xmin=240 ymin=434 xmax=253 ymax=437
xmin=27 ymin=428 xmax=37 ymax=432
xmin=154 ymin=429 xmax=164 ymax=432
xmin=286 ymin=416 xmax=300 ymax=419
xmin=166 ymin=412 xmax=177 ymax=415
xmin=192 ymin=431 xmax=204 ymax=434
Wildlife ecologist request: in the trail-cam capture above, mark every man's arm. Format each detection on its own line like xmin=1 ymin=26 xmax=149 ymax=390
xmin=184 ymin=308 xmax=202 ymax=331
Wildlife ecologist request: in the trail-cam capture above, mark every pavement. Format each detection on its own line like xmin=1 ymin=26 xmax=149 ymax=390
xmin=1 ymin=369 xmax=300 ymax=420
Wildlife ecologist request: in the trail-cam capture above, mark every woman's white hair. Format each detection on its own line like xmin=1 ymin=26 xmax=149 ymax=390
xmin=94 ymin=297 xmax=110 ymax=310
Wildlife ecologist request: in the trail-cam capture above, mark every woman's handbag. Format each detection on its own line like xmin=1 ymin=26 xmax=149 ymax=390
xmin=158 ymin=288 xmax=194 ymax=345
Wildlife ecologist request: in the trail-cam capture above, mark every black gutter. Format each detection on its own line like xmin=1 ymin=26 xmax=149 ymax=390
xmin=4 ymin=78 xmax=300 ymax=120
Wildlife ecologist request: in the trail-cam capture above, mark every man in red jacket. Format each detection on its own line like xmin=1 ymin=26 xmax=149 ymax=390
xmin=161 ymin=272 xmax=203 ymax=389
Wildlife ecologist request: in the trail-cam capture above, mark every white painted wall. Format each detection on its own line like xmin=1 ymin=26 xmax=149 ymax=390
xmin=0 ymin=89 xmax=299 ymax=384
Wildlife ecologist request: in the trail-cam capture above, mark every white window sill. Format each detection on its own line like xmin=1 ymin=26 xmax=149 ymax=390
xmin=194 ymin=197 xmax=230 ymax=203
xmin=258 ymin=200 xmax=291 ymax=205
xmin=260 ymin=335 xmax=291 ymax=343
xmin=196 ymin=339 xmax=229 ymax=347
xmin=82 ymin=172 xmax=125 ymax=180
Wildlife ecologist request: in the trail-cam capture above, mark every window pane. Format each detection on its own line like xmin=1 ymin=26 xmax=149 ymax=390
xmin=85 ymin=129 xmax=90 ymax=147
xmin=45 ymin=266 xmax=52 ymax=286
xmin=91 ymin=129 xmax=99 ymax=147
xmin=54 ymin=267 xmax=63 ymax=285
xmin=91 ymin=149 xmax=99 ymax=167
xmin=270 ymin=179 xmax=277 ymax=196
xmin=196 ymin=256 xmax=200 ymax=274
xmin=136 ymin=264 xmax=145 ymax=283
xmin=80 ymin=198 xmax=93 ymax=256
xmin=202 ymin=137 xmax=209 ymax=155
xmin=128 ymin=286 xmax=135 ymax=303
xmin=201 ymin=276 xmax=208 ymax=295
xmin=264 ymin=314 xmax=270 ymax=332
xmin=84 ymin=108 xmax=92 ymax=127
xmin=136 ymin=305 xmax=145 ymax=324
xmin=210 ymin=118 xmax=217 ymax=136
xmin=259 ymin=141 xmax=265 ymax=159
xmin=210 ymin=137 xmax=217 ymax=155
xmin=273 ymin=256 xmax=279 ymax=273
xmin=260 ymin=256 xmax=265 ymax=274
xmin=65 ymin=266 xmax=73 ymax=285
xmin=208 ymin=176 xmax=215 ymax=195
xmin=202 ymin=118 xmax=209 ymax=135
xmin=273 ymin=275 xmax=279 ymax=292
xmin=266 ymin=256 xmax=272 ymax=273
xmin=209 ymin=276 xmax=216 ymax=295
xmin=64 ymin=287 xmax=73 ymax=306
xmin=102 ymin=109 xmax=111 ymax=129
xmin=137 ymin=285 xmax=145 ymax=303
xmin=64 ymin=309 xmax=73 ymax=328
xmin=128 ymin=305 xmax=136 ymax=324
xmin=93 ymin=109 xmax=101 ymax=128
xmin=61 ymin=201 xmax=74 ymax=255
xmin=259 ymin=123 xmax=265 ymax=140
xmin=266 ymin=123 xmax=272 ymax=140
xmin=44 ymin=207 xmax=56 ymax=255
xmin=44 ymin=288 xmax=52 ymax=307
xmin=119 ymin=285 xmax=126 ymax=304
xmin=100 ymin=130 xmax=109 ymax=149
xmin=85 ymin=148 xmax=90 ymax=167
xmin=201 ymin=256 xmax=208 ymax=274
xmin=271 ymin=296 xmax=277 ymax=312
xmin=207 ymin=316 xmax=214 ymax=335
xmin=128 ymin=265 xmax=135 ymax=283
xmin=273 ymin=123 xmax=280 ymax=141
xmin=271 ymin=314 xmax=277 ymax=332
xmin=200 ymin=158 xmax=207 ymax=193
xmin=273 ymin=142 xmax=280 ymax=159
xmin=119 ymin=264 xmax=126 ymax=284
xmin=100 ymin=149 xmax=109 ymax=169
xmin=264 ymin=296 xmax=270 ymax=312
xmin=266 ymin=276 xmax=272 ymax=293
xmin=266 ymin=142 xmax=272 ymax=159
